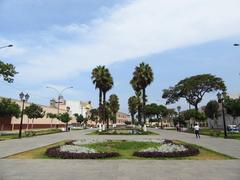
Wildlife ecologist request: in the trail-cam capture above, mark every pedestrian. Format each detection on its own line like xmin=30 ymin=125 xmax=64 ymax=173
xmin=194 ymin=123 xmax=200 ymax=139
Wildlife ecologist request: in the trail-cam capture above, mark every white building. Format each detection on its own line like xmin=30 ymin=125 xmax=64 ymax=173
xmin=66 ymin=101 xmax=92 ymax=118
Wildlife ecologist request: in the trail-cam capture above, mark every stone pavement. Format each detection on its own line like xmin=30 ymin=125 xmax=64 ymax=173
xmin=0 ymin=159 xmax=239 ymax=180
xmin=0 ymin=128 xmax=240 ymax=180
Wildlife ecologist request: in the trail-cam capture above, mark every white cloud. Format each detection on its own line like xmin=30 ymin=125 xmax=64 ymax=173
xmin=3 ymin=0 xmax=240 ymax=83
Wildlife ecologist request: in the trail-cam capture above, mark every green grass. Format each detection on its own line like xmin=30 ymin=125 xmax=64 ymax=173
xmin=0 ymin=128 xmax=62 ymax=141
xmin=185 ymin=128 xmax=240 ymax=140
xmin=6 ymin=140 xmax=234 ymax=160
xmin=5 ymin=141 xmax=66 ymax=159
xmin=88 ymin=130 xmax=158 ymax=135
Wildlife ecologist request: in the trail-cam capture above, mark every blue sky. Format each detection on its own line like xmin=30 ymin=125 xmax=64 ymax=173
xmin=0 ymin=0 xmax=240 ymax=113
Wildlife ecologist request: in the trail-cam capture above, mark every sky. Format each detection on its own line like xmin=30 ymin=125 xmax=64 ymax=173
xmin=0 ymin=0 xmax=240 ymax=113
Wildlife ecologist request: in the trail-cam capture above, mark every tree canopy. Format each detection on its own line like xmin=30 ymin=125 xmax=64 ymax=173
xmin=224 ymin=97 xmax=240 ymax=119
xmin=57 ymin=113 xmax=72 ymax=123
xmin=0 ymin=98 xmax=20 ymax=118
xmin=204 ymin=100 xmax=220 ymax=120
xmin=162 ymin=74 xmax=226 ymax=110
xmin=0 ymin=60 xmax=18 ymax=83
xmin=24 ymin=103 xmax=45 ymax=120
xmin=74 ymin=113 xmax=84 ymax=124
xmin=183 ymin=109 xmax=207 ymax=122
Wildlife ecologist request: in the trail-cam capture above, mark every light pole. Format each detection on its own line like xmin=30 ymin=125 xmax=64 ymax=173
xmin=217 ymin=92 xmax=227 ymax=138
xmin=0 ymin=44 xmax=13 ymax=49
xmin=46 ymin=86 xmax=73 ymax=115
xmin=18 ymin=92 xmax=30 ymax=138
xmin=233 ymin=43 xmax=239 ymax=46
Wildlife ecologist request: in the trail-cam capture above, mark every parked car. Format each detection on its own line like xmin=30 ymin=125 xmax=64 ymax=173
xmin=227 ymin=125 xmax=239 ymax=133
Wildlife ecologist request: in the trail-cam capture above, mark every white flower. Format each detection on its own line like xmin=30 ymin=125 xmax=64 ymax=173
xmin=60 ymin=145 xmax=96 ymax=153
xmin=140 ymin=144 xmax=187 ymax=153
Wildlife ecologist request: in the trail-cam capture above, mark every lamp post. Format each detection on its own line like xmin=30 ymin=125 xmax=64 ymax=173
xmin=233 ymin=43 xmax=239 ymax=46
xmin=46 ymin=86 xmax=73 ymax=114
xmin=18 ymin=92 xmax=30 ymax=138
xmin=0 ymin=44 xmax=13 ymax=49
xmin=217 ymin=92 xmax=227 ymax=138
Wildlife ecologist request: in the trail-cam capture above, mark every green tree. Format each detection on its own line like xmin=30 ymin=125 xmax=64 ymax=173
xmin=162 ymin=74 xmax=226 ymax=111
xmin=74 ymin=113 xmax=84 ymax=126
xmin=0 ymin=60 xmax=18 ymax=83
xmin=158 ymin=105 xmax=168 ymax=129
xmin=24 ymin=103 xmax=45 ymax=129
xmin=89 ymin=109 xmax=98 ymax=122
xmin=109 ymin=94 xmax=120 ymax=124
xmin=46 ymin=112 xmax=58 ymax=128
xmin=91 ymin=65 xmax=113 ymax=129
xmin=204 ymin=100 xmax=220 ymax=128
xmin=130 ymin=62 xmax=154 ymax=125
xmin=224 ymin=97 xmax=240 ymax=124
xmin=183 ymin=109 xmax=206 ymax=124
xmin=128 ymin=96 xmax=138 ymax=124
xmin=57 ymin=113 xmax=72 ymax=131
xmin=0 ymin=98 xmax=20 ymax=130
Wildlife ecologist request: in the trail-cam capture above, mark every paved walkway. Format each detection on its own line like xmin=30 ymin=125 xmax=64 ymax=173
xmin=0 ymin=128 xmax=240 ymax=180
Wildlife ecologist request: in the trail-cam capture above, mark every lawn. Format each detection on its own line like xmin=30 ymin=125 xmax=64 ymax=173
xmin=6 ymin=140 xmax=234 ymax=160
xmin=185 ymin=128 xmax=240 ymax=140
xmin=0 ymin=128 xmax=62 ymax=141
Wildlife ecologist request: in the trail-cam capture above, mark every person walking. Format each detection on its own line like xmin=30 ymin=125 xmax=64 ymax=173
xmin=194 ymin=123 xmax=200 ymax=139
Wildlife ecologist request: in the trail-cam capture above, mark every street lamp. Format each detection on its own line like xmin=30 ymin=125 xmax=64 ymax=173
xmin=46 ymin=86 xmax=73 ymax=114
xmin=0 ymin=44 xmax=13 ymax=49
xmin=217 ymin=92 xmax=227 ymax=138
xmin=18 ymin=92 xmax=30 ymax=138
xmin=233 ymin=43 xmax=239 ymax=46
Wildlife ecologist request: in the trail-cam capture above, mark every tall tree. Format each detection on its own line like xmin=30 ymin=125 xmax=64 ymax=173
xmin=91 ymin=65 xmax=113 ymax=129
xmin=24 ymin=103 xmax=45 ymax=129
xmin=162 ymin=74 xmax=226 ymax=111
xmin=57 ymin=113 xmax=72 ymax=131
xmin=204 ymin=100 xmax=220 ymax=128
xmin=130 ymin=62 xmax=154 ymax=124
xmin=46 ymin=112 xmax=58 ymax=128
xmin=0 ymin=98 xmax=20 ymax=131
xmin=0 ymin=60 xmax=17 ymax=83
xmin=128 ymin=96 xmax=139 ymax=125
xmin=109 ymin=94 xmax=120 ymax=125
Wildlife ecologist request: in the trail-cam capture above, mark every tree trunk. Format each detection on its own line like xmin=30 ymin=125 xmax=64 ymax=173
xmin=66 ymin=122 xmax=68 ymax=132
xmin=103 ymin=92 xmax=109 ymax=130
xmin=142 ymin=88 xmax=146 ymax=125
xmin=99 ymin=89 xmax=102 ymax=122
xmin=157 ymin=114 xmax=160 ymax=127
xmin=32 ymin=119 xmax=34 ymax=129
xmin=131 ymin=113 xmax=134 ymax=125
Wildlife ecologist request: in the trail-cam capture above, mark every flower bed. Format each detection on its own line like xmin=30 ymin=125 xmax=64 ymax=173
xmin=45 ymin=141 xmax=120 ymax=159
xmin=133 ymin=140 xmax=199 ymax=158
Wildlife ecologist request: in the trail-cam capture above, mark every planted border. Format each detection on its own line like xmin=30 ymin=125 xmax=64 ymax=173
xmin=45 ymin=146 xmax=120 ymax=159
xmin=133 ymin=141 xmax=200 ymax=158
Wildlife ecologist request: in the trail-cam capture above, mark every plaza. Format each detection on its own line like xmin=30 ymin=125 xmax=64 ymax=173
xmin=0 ymin=129 xmax=239 ymax=180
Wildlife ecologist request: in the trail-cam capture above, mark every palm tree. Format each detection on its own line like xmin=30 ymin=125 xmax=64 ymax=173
xmin=91 ymin=65 xmax=113 ymax=129
xmin=130 ymin=62 xmax=154 ymax=124
xmin=91 ymin=66 xmax=104 ymax=111
xmin=109 ymin=94 xmax=120 ymax=125
xmin=102 ymin=75 xmax=113 ymax=129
